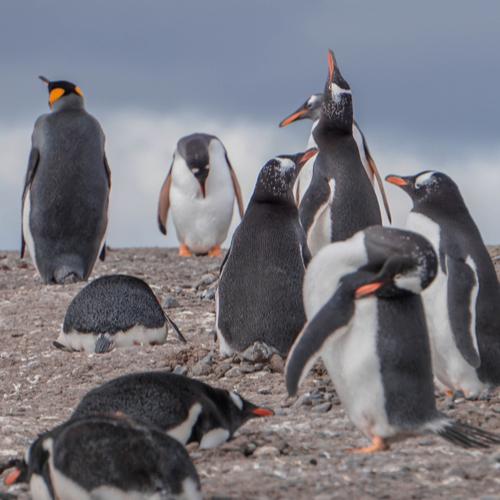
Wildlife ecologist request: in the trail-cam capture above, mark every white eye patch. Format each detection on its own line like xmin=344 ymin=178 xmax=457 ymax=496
xmin=415 ymin=171 xmax=436 ymax=187
xmin=329 ymin=83 xmax=352 ymax=102
xmin=275 ymin=157 xmax=295 ymax=174
xmin=229 ymin=391 xmax=243 ymax=410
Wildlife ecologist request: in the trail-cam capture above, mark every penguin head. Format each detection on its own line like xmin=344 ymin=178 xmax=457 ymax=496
xmin=385 ymin=170 xmax=462 ymax=209
xmin=1 ymin=458 xmax=29 ymax=487
xmin=320 ymin=50 xmax=353 ymax=131
xmin=39 ymin=76 xmax=84 ymax=110
xmin=252 ymin=148 xmax=318 ymax=203
xmin=223 ymin=391 xmax=274 ymax=434
xmin=279 ymin=93 xmax=323 ymax=127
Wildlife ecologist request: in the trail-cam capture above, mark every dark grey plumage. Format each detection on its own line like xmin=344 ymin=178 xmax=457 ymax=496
xmin=22 ymin=80 xmax=110 ymax=284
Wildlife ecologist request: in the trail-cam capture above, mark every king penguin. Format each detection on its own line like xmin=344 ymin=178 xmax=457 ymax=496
xmin=279 ymin=92 xmax=391 ymax=221
xmin=286 ymin=225 xmax=500 ymax=452
xmin=21 ymin=76 xmax=110 ymax=284
xmin=71 ymin=372 xmax=273 ymax=448
xmin=216 ymin=149 xmax=316 ymax=357
xmin=386 ymin=171 xmax=500 ymax=396
xmin=297 ymin=50 xmax=384 ymax=256
xmin=2 ymin=414 xmax=202 ymax=500
xmin=158 ymin=133 xmax=244 ymax=257
xmin=54 ymin=274 xmax=185 ymax=353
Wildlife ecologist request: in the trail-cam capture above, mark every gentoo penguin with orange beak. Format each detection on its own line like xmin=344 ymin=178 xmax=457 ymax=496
xmin=386 ymin=171 xmax=500 ymax=397
xmin=286 ymin=226 xmax=500 ymax=452
xmin=296 ymin=51 xmax=385 ymax=255
xmin=279 ymin=92 xmax=391 ymax=222
xmin=158 ymin=133 xmax=244 ymax=257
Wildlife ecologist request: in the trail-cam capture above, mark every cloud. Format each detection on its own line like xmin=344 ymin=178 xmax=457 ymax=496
xmin=0 ymin=111 xmax=498 ymax=256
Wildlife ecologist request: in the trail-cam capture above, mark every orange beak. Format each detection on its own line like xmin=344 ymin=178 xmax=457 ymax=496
xmin=279 ymin=107 xmax=309 ymax=128
xmin=298 ymin=148 xmax=318 ymax=167
xmin=4 ymin=467 xmax=21 ymax=486
xmin=385 ymin=175 xmax=408 ymax=187
xmin=251 ymin=407 xmax=274 ymax=417
xmin=328 ymin=49 xmax=335 ymax=83
xmin=355 ymin=282 xmax=384 ymax=299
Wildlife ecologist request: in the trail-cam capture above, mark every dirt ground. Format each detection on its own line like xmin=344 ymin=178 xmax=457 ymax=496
xmin=1 ymin=247 xmax=499 ymax=500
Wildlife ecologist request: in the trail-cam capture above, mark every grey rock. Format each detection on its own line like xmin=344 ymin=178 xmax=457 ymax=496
xmin=163 ymin=295 xmax=180 ymax=309
xmin=225 ymin=367 xmax=243 ymax=378
xmin=313 ymin=402 xmax=332 ymax=413
xmin=253 ymin=445 xmax=280 ymax=458
xmin=173 ymin=365 xmax=188 ymax=376
xmin=201 ymin=287 xmax=216 ymax=301
xmin=241 ymin=342 xmax=277 ymax=363
xmin=196 ymin=273 xmax=217 ymax=289
xmin=191 ymin=361 xmax=212 ymax=377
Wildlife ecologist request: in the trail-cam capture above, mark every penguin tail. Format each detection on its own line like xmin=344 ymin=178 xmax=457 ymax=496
xmin=166 ymin=315 xmax=187 ymax=343
xmin=433 ymin=418 xmax=500 ymax=448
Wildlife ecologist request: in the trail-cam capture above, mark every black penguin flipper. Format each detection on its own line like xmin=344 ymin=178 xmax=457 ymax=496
xmin=95 ymin=334 xmax=115 ymax=353
xmin=435 ymin=419 xmax=500 ymax=448
xmin=285 ymin=286 xmax=355 ymax=396
xmin=446 ymin=255 xmax=481 ymax=368
xmin=103 ymin=153 xmax=112 ymax=188
xmin=99 ymin=243 xmax=106 ymax=261
xmin=166 ymin=315 xmax=187 ymax=344
xmin=20 ymin=147 xmax=40 ymax=258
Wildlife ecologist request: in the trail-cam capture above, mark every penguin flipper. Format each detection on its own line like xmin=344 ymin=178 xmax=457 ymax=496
xmin=103 ymin=153 xmax=112 ymax=188
xmin=366 ymin=149 xmax=392 ymax=224
xmin=157 ymin=160 xmax=173 ymax=235
xmin=99 ymin=243 xmax=106 ymax=261
xmin=446 ymin=255 xmax=481 ymax=368
xmin=20 ymin=147 xmax=40 ymax=258
xmin=435 ymin=419 xmax=500 ymax=448
xmin=225 ymin=153 xmax=245 ymax=218
xmin=285 ymin=286 xmax=355 ymax=396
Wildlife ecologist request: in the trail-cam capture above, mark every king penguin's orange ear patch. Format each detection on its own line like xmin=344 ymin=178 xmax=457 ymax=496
xmin=49 ymin=88 xmax=65 ymax=108
xmin=74 ymin=86 xmax=84 ymax=97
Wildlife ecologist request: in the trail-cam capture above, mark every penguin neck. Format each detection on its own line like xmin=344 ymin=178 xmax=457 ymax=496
xmin=250 ymin=190 xmax=296 ymax=208
xmin=52 ymin=94 xmax=85 ymax=112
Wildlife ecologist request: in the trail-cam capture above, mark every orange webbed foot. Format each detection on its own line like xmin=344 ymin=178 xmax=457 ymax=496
xmin=347 ymin=436 xmax=388 ymax=454
xmin=208 ymin=245 xmax=222 ymax=257
xmin=179 ymin=244 xmax=193 ymax=257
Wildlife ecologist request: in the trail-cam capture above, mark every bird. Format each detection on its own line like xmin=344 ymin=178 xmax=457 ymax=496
xmin=2 ymin=413 xmax=202 ymax=499
xmin=158 ymin=133 xmax=244 ymax=257
xmin=71 ymin=372 xmax=274 ymax=448
xmin=279 ymin=92 xmax=391 ymax=221
xmin=21 ymin=76 xmax=110 ymax=284
xmin=286 ymin=225 xmax=500 ymax=452
xmin=54 ymin=274 xmax=185 ymax=353
xmin=386 ymin=171 xmax=500 ymax=397
xmin=295 ymin=50 xmax=386 ymax=256
xmin=216 ymin=149 xmax=316 ymax=357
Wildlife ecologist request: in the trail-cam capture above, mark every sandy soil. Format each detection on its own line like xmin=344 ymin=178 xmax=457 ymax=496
xmin=1 ymin=247 xmax=500 ymax=500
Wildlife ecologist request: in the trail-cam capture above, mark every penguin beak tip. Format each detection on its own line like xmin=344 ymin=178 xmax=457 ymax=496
xmin=355 ymin=282 xmax=384 ymax=299
xmin=385 ymin=175 xmax=408 ymax=187
xmin=251 ymin=407 xmax=274 ymax=417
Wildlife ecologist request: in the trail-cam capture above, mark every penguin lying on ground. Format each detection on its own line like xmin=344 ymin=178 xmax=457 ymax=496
xmin=158 ymin=133 xmax=244 ymax=257
xmin=386 ymin=171 xmax=500 ymax=397
xmin=216 ymin=149 xmax=317 ymax=356
xmin=54 ymin=275 xmax=185 ymax=353
xmin=71 ymin=372 xmax=273 ymax=448
xmin=279 ymin=92 xmax=391 ymax=221
xmin=21 ymin=76 xmax=110 ymax=284
xmin=2 ymin=414 xmax=202 ymax=500
xmin=297 ymin=51 xmax=385 ymax=255
xmin=286 ymin=225 xmax=500 ymax=452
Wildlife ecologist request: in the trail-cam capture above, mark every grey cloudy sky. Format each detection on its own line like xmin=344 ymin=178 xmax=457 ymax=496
xmin=1 ymin=0 xmax=499 ymax=250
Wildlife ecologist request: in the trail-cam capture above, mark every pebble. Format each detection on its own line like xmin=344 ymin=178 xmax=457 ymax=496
xmin=258 ymin=387 xmax=272 ymax=395
xmin=313 ymin=402 xmax=332 ymax=413
xmin=200 ymin=287 xmax=216 ymax=300
xmin=225 ymin=367 xmax=243 ymax=378
xmin=269 ymin=354 xmax=284 ymax=373
xmin=253 ymin=445 xmax=280 ymax=458
xmin=241 ymin=342 xmax=276 ymax=363
xmin=196 ymin=274 xmax=217 ymax=289
xmin=191 ymin=361 xmax=211 ymax=377
xmin=163 ymin=295 xmax=180 ymax=309
xmin=294 ymin=394 xmax=313 ymax=407
xmin=214 ymin=363 xmax=232 ymax=378
xmin=173 ymin=365 xmax=188 ymax=376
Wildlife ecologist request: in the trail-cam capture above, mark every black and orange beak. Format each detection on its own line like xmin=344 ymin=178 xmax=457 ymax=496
xmin=250 ymin=407 xmax=274 ymax=417
xmin=327 ymin=49 xmax=335 ymax=83
xmin=297 ymin=148 xmax=318 ymax=168
xmin=355 ymin=281 xmax=384 ymax=299
xmin=385 ymin=175 xmax=410 ymax=187
xmin=279 ymin=104 xmax=310 ymax=128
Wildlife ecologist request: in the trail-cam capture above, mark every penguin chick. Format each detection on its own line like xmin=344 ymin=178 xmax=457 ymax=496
xmin=279 ymin=92 xmax=391 ymax=221
xmin=216 ymin=149 xmax=317 ymax=356
xmin=54 ymin=275 xmax=185 ymax=353
xmin=70 ymin=372 xmax=273 ymax=449
xmin=386 ymin=171 xmax=500 ymax=396
xmin=2 ymin=414 xmax=202 ymax=500
xmin=21 ymin=76 xmax=110 ymax=284
xmin=158 ymin=133 xmax=244 ymax=257
xmin=286 ymin=225 xmax=500 ymax=452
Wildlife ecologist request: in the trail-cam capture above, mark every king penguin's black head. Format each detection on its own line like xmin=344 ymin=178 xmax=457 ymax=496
xmin=39 ymin=76 xmax=84 ymax=109
xmin=253 ymin=149 xmax=318 ymax=203
xmin=319 ymin=50 xmax=353 ymax=131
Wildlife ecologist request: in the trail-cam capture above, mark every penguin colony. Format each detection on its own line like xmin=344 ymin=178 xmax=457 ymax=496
xmin=2 ymin=48 xmax=500 ymax=499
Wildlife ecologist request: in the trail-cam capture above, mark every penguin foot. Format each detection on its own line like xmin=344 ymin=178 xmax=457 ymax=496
xmin=208 ymin=245 xmax=222 ymax=257
xmin=179 ymin=244 xmax=193 ymax=257
xmin=348 ymin=436 xmax=388 ymax=454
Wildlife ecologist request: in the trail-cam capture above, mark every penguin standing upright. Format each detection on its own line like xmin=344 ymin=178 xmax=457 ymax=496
xmin=71 ymin=372 xmax=273 ymax=448
xmin=279 ymin=93 xmax=391 ymax=220
xmin=286 ymin=226 xmax=500 ymax=452
xmin=386 ymin=171 xmax=500 ymax=396
xmin=21 ymin=77 xmax=110 ymax=284
xmin=2 ymin=414 xmax=202 ymax=500
xmin=298 ymin=51 xmax=384 ymax=255
xmin=216 ymin=149 xmax=317 ymax=356
xmin=158 ymin=133 xmax=244 ymax=257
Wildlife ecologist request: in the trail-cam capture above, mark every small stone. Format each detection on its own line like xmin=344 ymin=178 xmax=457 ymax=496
xmin=196 ymin=274 xmax=217 ymax=289
xmin=201 ymin=287 xmax=216 ymax=301
xmin=310 ymin=458 xmax=318 ymax=465
xmin=313 ymin=402 xmax=332 ymax=413
xmin=294 ymin=394 xmax=313 ymax=407
xmin=173 ymin=365 xmax=188 ymax=376
xmin=224 ymin=367 xmax=242 ymax=378
xmin=214 ymin=363 xmax=232 ymax=378
xmin=163 ymin=295 xmax=180 ymax=309
xmin=240 ymin=363 xmax=257 ymax=373
xmin=191 ymin=362 xmax=211 ymax=377
xmin=258 ymin=388 xmax=272 ymax=395
xmin=241 ymin=342 xmax=276 ymax=363
xmin=491 ymin=405 xmax=500 ymax=414
xmin=253 ymin=445 xmax=280 ymax=458
xmin=269 ymin=354 xmax=284 ymax=373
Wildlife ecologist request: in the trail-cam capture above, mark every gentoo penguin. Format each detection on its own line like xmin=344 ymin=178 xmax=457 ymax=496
xmin=279 ymin=92 xmax=391 ymax=221
xmin=216 ymin=149 xmax=317 ymax=356
xmin=54 ymin=275 xmax=185 ymax=353
xmin=386 ymin=171 xmax=500 ymax=396
xmin=2 ymin=414 xmax=202 ymax=500
xmin=21 ymin=76 xmax=110 ymax=284
xmin=286 ymin=226 xmax=500 ymax=452
xmin=296 ymin=51 xmax=384 ymax=256
xmin=71 ymin=372 xmax=274 ymax=448
xmin=158 ymin=133 xmax=244 ymax=257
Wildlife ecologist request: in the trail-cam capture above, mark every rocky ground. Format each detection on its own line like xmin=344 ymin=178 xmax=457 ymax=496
xmin=0 ymin=247 xmax=500 ymax=499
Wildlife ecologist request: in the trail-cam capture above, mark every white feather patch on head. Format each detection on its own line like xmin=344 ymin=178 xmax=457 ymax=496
xmin=329 ymin=83 xmax=352 ymax=102
xmin=394 ymin=269 xmax=423 ymax=294
xmin=229 ymin=392 xmax=243 ymax=410
xmin=275 ymin=157 xmax=295 ymax=174
xmin=415 ymin=171 xmax=436 ymax=187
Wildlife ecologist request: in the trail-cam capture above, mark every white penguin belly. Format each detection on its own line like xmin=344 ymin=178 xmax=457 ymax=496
xmin=22 ymin=191 xmax=39 ymax=272
xmin=321 ymin=298 xmax=394 ymax=439
xmin=406 ymin=212 xmax=484 ymax=396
